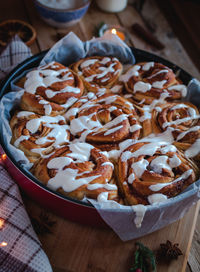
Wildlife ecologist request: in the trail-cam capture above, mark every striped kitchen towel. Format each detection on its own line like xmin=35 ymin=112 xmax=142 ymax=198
xmin=0 ymin=35 xmax=32 ymax=80
xmin=0 ymin=158 xmax=52 ymax=272
xmin=0 ymin=37 xmax=52 ymax=272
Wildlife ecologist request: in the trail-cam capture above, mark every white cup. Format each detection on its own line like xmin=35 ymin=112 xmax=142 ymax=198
xmin=96 ymin=0 xmax=128 ymax=13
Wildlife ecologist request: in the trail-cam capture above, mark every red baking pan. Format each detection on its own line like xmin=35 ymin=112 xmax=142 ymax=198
xmin=0 ymin=48 xmax=193 ymax=227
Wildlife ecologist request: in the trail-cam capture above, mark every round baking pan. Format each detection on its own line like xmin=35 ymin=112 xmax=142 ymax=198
xmin=0 ymin=48 xmax=194 ymax=227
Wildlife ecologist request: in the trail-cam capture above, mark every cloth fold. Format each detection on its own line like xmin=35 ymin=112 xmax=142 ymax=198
xmin=0 ymin=35 xmax=32 ymax=80
xmin=0 ymin=37 xmax=52 ymax=272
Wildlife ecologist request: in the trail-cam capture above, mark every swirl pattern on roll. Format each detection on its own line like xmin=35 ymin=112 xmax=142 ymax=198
xmin=10 ymin=111 xmax=70 ymax=162
xmin=71 ymin=56 xmax=123 ymax=93
xmin=31 ymin=142 xmax=118 ymax=201
xmin=65 ymin=92 xmax=142 ymax=151
xmin=120 ymin=62 xmax=187 ymax=105
xmin=151 ymin=102 xmax=200 ymax=161
xmin=21 ymin=61 xmax=84 ymax=116
xmin=9 ymin=59 xmax=200 ymax=205
xmin=118 ymin=140 xmax=198 ymax=205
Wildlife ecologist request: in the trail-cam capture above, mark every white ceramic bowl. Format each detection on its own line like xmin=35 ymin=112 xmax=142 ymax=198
xmin=34 ymin=0 xmax=90 ymax=28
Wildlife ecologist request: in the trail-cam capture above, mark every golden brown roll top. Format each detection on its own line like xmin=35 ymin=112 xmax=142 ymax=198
xmin=10 ymin=111 xmax=70 ymax=162
xmin=71 ymin=56 xmax=123 ymax=93
xmin=120 ymin=62 xmax=187 ymax=105
xmin=65 ymin=92 xmax=142 ymax=151
xmin=118 ymin=141 xmax=198 ymax=205
xmin=31 ymin=142 xmax=118 ymax=201
xmin=150 ymin=102 xmax=200 ymax=161
xmin=20 ymin=61 xmax=84 ymax=116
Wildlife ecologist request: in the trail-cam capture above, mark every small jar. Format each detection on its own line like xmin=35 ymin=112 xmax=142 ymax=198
xmin=96 ymin=0 xmax=128 ymax=13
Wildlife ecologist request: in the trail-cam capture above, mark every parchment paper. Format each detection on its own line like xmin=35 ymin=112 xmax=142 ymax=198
xmin=0 ymin=32 xmax=199 ymax=241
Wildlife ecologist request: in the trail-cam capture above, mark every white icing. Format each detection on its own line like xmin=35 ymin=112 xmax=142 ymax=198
xmin=169 ymin=154 xmax=181 ymax=168
xmin=17 ymin=111 xmax=35 ymax=117
xmin=134 ymin=81 xmax=151 ymax=93
xmin=14 ymin=135 xmax=30 ymax=147
xmin=155 ymin=107 xmax=162 ymax=112
xmin=149 ymin=169 xmax=193 ymax=191
xmin=47 ymin=157 xmax=72 ymax=169
xmin=150 ymin=156 xmax=171 ymax=174
xmin=148 ymin=193 xmax=168 ymax=204
xmin=45 ymin=86 xmax=80 ymax=99
xmin=110 ymin=85 xmax=122 ymax=93
xmin=147 ymin=69 xmax=168 ymax=79
xmin=177 ymin=126 xmax=200 ymax=141
xmin=101 ymin=162 xmax=114 ymax=169
xmin=64 ymin=107 xmax=79 ymax=120
xmin=185 ymin=139 xmax=200 ymax=158
xmin=162 ymin=115 xmax=200 ymax=129
xmin=139 ymin=111 xmax=151 ymax=122
xmin=148 ymin=69 xmax=169 ymax=79
xmin=97 ymin=192 xmax=109 ymax=202
xmin=24 ymin=63 xmax=81 ymax=104
xmin=160 ymin=145 xmax=177 ymax=154
xmin=121 ymin=141 xmax=172 ymax=162
xmin=104 ymin=125 xmax=123 ymax=135
xmin=119 ymin=65 xmax=140 ymax=82
xmin=131 ymin=159 xmax=149 ymax=178
xmin=142 ymin=62 xmax=154 ymax=71
xmin=132 ymin=204 xmax=147 ymax=228
xmin=84 ymin=61 xmax=116 ymax=83
xmin=44 ymin=104 xmax=52 ymax=115
xmin=80 ymin=59 xmax=98 ymax=69
xmin=107 ymin=150 xmax=121 ymax=160
xmin=87 ymin=183 xmax=117 ymax=190
xmin=100 ymin=57 xmax=112 ymax=65
xmin=70 ymin=114 xmax=101 ymax=135
xmin=47 ymin=167 xmax=101 ymax=193
xmin=130 ymin=124 xmax=142 ymax=133
xmin=26 ymin=115 xmax=65 ymax=134
xmin=146 ymin=91 xmax=169 ymax=112
xmin=168 ymin=84 xmax=187 ymax=97
xmin=68 ymin=142 xmax=94 ymax=162
xmin=62 ymin=97 xmax=78 ymax=109
xmin=152 ymin=80 xmax=167 ymax=89
xmin=128 ymin=173 xmax=135 ymax=184
xmin=87 ymin=92 xmax=96 ymax=100
xmin=171 ymin=104 xmax=188 ymax=111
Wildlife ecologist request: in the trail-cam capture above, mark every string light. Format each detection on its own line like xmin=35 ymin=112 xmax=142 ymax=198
xmin=0 ymin=218 xmax=5 ymax=229
xmin=1 ymin=154 xmax=6 ymax=160
xmin=0 ymin=242 xmax=7 ymax=247
xmin=111 ymin=28 xmax=117 ymax=35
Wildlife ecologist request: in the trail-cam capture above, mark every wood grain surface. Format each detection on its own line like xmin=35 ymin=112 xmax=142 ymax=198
xmin=1 ymin=0 xmax=200 ymax=271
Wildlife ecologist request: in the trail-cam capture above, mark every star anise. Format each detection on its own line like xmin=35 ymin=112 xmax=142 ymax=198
xmin=30 ymin=210 xmax=57 ymax=235
xmin=156 ymin=240 xmax=183 ymax=262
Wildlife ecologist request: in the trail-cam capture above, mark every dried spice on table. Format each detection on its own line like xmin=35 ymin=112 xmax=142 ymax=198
xmin=30 ymin=210 xmax=57 ymax=235
xmin=156 ymin=240 xmax=183 ymax=262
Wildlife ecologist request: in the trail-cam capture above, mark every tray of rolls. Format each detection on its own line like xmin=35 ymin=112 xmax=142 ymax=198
xmin=0 ymin=42 xmax=199 ymax=234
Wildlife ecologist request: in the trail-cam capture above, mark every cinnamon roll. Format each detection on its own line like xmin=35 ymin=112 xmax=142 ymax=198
xmin=65 ymin=92 xmax=142 ymax=151
xmin=10 ymin=111 xmax=70 ymax=162
xmin=151 ymin=101 xmax=200 ymax=134
xmin=71 ymin=56 xmax=123 ymax=93
xmin=120 ymin=62 xmax=187 ymax=105
xmin=20 ymin=61 xmax=84 ymax=116
xmin=31 ymin=142 xmax=118 ymax=201
xmin=118 ymin=141 xmax=198 ymax=205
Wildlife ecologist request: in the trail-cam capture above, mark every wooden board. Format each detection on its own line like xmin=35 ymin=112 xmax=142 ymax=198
xmin=24 ymin=198 xmax=200 ymax=272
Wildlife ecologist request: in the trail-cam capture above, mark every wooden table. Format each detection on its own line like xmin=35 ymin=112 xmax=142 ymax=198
xmin=1 ymin=0 xmax=200 ymax=271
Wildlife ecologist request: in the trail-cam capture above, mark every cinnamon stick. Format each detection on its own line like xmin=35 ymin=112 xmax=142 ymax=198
xmin=132 ymin=23 xmax=165 ymax=50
